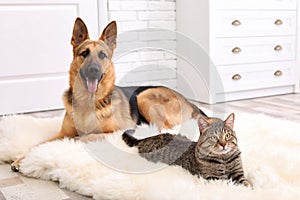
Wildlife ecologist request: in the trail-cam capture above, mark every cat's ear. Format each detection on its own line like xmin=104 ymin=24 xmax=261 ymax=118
xmin=198 ymin=116 xmax=210 ymax=133
xmin=225 ymin=113 xmax=235 ymax=129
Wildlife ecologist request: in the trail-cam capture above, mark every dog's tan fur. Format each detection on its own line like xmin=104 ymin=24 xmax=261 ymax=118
xmin=11 ymin=18 xmax=206 ymax=171
xmin=137 ymin=87 xmax=197 ymax=129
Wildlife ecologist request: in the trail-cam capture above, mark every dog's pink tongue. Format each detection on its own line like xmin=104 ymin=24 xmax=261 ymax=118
xmin=87 ymin=78 xmax=98 ymax=93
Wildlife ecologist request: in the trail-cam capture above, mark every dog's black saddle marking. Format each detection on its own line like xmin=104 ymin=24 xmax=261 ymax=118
xmin=119 ymin=86 xmax=159 ymax=125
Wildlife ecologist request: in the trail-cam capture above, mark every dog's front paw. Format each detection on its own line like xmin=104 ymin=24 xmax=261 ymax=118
xmin=10 ymin=156 xmax=25 ymax=172
xmin=11 ymin=161 xmax=20 ymax=172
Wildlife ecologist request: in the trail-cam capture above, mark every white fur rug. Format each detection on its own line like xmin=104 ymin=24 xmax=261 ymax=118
xmin=0 ymin=113 xmax=300 ymax=200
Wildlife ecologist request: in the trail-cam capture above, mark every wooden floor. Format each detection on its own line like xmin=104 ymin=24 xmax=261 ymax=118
xmin=195 ymin=93 xmax=300 ymax=122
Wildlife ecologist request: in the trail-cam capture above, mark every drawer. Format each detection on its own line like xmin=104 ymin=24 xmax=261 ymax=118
xmin=216 ymin=61 xmax=296 ymax=93
xmin=213 ymin=11 xmax=296 ymax=37
xmin=212 ymin=36 xmax=296 ymax=65
xmin=212 ymin=0 xmax=297 ymax=10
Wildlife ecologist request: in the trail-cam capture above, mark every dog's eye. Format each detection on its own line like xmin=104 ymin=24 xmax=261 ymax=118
xmin=80 ymin=49 xmax=90 ymax=58
xmin=99 ymin=51 xmax=107 ymax=60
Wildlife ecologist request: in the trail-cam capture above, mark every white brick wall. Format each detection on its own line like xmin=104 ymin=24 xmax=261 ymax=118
xmin=148 ymin=1 xmax=176 ymax=11
xmin=107 ymin=0 xmax=177 ymax=89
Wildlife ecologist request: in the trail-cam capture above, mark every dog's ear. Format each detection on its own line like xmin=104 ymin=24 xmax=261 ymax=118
xmin=71 ymin=17 xmax=89 ymax=48
xmin=100 ymin=21 xmax=117 ymax=51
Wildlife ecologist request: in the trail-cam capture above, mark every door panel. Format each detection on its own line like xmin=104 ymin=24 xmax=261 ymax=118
xmin=0 ymin=0 xmax=99 ymax=115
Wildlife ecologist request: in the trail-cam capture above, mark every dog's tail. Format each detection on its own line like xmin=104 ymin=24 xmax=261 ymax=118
xmin=122 ymin=129 xmax=140 ymax=147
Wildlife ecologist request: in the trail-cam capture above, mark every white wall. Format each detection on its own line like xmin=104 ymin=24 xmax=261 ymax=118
xmin=107 ymin=0 xmax=177 ymax=88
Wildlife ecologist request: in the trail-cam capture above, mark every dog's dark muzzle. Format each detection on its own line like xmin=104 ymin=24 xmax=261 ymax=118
xmin=86 ymin=64 xmax=101 ymax=79
xmin=80 ymin=64 xmax=102 ymax=93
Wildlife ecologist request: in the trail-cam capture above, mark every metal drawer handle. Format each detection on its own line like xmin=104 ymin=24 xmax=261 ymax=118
xmin=232 ymin=74 xmax=242 ymax=80
xmin=274 ymin=45 xmax=283 ymax=51
xmin=232 ymin=20 xmax=241 ymax=26
xmin=232 ymin=47 xmax=241 ymax=54
xmin=274 ymin=19 xmax=283 ymax=25
xmin=274 ymin=70 xmax=283 ymax=77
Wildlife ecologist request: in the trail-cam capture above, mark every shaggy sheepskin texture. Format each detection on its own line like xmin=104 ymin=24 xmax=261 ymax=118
xmin=0 ymin=113 xmax=300 ymax=200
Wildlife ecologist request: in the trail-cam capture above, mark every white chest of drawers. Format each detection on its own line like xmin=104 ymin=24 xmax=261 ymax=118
xmin=176 ymin=0 xmax=300 ymax=104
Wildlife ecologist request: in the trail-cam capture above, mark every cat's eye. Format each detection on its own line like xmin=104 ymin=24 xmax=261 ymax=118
xmin=80 ymin=49 xmax=90 ymax=58
xmin=211 ymin=136 xmax=218 ymax=140
xmin=225 ymin=133 xmax=231 ymax=140
xmin=99 ymin=51 xmax=107 ymax=60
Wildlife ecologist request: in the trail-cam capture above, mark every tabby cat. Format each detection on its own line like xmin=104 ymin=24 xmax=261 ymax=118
xmin=122 ymin=113 xmax=252 ymax=187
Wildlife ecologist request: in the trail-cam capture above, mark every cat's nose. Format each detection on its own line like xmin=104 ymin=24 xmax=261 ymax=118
xmin=219 ymin=141 xmax=227 ymax=148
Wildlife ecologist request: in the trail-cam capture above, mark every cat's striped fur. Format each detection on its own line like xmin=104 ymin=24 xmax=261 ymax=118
xmin=122 ymin=113 xmax=252 ymax=187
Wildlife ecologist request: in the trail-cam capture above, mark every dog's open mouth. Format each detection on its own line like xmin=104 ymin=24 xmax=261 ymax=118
xmin=80 ymin=68 xmax=102 ymax=93
xmin=86 ymin=78 xmax=99 ymax=93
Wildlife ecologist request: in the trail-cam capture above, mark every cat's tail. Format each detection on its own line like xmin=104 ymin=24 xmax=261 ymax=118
xmin=122 ymin=129 xmax=140 ymax=147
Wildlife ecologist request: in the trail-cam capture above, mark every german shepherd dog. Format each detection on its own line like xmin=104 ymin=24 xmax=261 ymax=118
xmin=11 ymin=18 xmax=206 ymax=172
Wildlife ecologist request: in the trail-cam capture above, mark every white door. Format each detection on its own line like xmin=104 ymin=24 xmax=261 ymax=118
xmin=0 ymin=0 xmax=100 ymax=115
